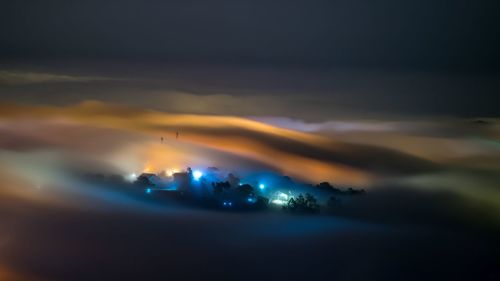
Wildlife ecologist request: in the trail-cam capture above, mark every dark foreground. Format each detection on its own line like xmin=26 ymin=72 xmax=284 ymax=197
xmin=1 ymin=193 xmax=499 ymax=281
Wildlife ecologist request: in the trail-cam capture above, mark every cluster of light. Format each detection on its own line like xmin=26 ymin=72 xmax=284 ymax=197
xmin=126 ymin=173 xmax=137 ymax=182
xmin=193 ymin=170 xmax=203 ymax=181
xmin=271 ymin=199 xmax=285 ymax=205
xmin=259 ymin=184 xmax=265 ymax=190
xmin=271 ymin=192 xmax=290 ymax=205
xmin=223 ymin=201 xmax=233 ymax=207
xmin=278 ymin=192 xmax=289 ymax=200
xmin=146 ymin=188 xmax=152 ymax=194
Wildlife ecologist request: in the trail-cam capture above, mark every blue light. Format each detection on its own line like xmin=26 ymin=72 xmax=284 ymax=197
xmin=146 ymin=188 xmax=152 ymax=194
xmin=223 ymin=202 xmax=227 ymax=206
xmin=259 ymin=184 xmax=265 ymax=190
xmin=193 ymin=170 xmax=203 ymax=181
xmin=247 ymin=197 xmax=253 ymax=202
xmin=228 ymin=202 xmax=232 ymax=206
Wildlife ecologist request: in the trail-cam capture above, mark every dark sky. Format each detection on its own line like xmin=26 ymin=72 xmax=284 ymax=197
xmin=2 ymin=0 xmax=499 ymax=69
xmin=1 ymin=0 xmax=500 ymax=118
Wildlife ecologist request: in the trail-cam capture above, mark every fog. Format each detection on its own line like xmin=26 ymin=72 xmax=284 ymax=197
xmin=1 ymin=178 xmax=498 ymax=281
xmin=0 ymin=101 xmax=499 ymax=280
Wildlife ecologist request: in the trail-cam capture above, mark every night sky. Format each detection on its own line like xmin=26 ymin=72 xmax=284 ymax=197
xmin=2 ymin=1 xmax=500 ymax=68
xmin=0 ymin=1 xmax=500 ymax=281
xmin=1 ymin=0 xmax=500 ymax=117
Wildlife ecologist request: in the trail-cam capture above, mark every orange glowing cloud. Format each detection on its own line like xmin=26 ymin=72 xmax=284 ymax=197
xmin=0 ymin=101 xmax=441 ymax=186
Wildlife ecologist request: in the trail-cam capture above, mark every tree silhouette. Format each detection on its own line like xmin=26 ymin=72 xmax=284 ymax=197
xmin=346 ymin=187 xmax=366 ymax=195
xmin=237 ymin=184 xmax=254 ymax=196
xmin=212 ymin=181 xmax=231 ymax=194
xmin=134 ymin=174 xmax=154 ymax=187
xmin=316 ymin=182 xmax=341 ymax=193
xmin=227 ymin=173 xmax=240 ymax=187
xmin=284 ymin=193 xmax=320 ymax=213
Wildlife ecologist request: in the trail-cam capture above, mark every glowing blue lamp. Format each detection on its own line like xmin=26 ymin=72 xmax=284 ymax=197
xmin=193 ymin=170 xmax=203 ymax=181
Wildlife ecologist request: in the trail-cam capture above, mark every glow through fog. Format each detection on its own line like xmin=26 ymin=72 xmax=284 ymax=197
xmin=193 ymin=170 xmax=203 ymax=181
xmin=271 ymin=192 xmax=290 ymax=205
xmin=0 ymin=101 xmax=499 ymax=213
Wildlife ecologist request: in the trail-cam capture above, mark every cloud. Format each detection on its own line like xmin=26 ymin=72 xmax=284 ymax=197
xmin=1 ymin=65 xmax=500 ymax=120
xmin=0 ymin=101 xmax=498 ymax=212
xmin=0 ymin=101 xmax=444 ymax=184
xmin=0 ymin=101 xmax=499 ymax=281
xmin=0 ymin=70 xmax=109 ymax=85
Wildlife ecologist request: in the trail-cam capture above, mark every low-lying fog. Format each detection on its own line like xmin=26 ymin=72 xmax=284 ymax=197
xmin=0 ymin=102 xmax=499 ymax=280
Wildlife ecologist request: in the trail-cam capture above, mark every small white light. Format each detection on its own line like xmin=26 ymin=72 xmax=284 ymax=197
xmin=126 ymin=173 xmax=137 ymax=182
